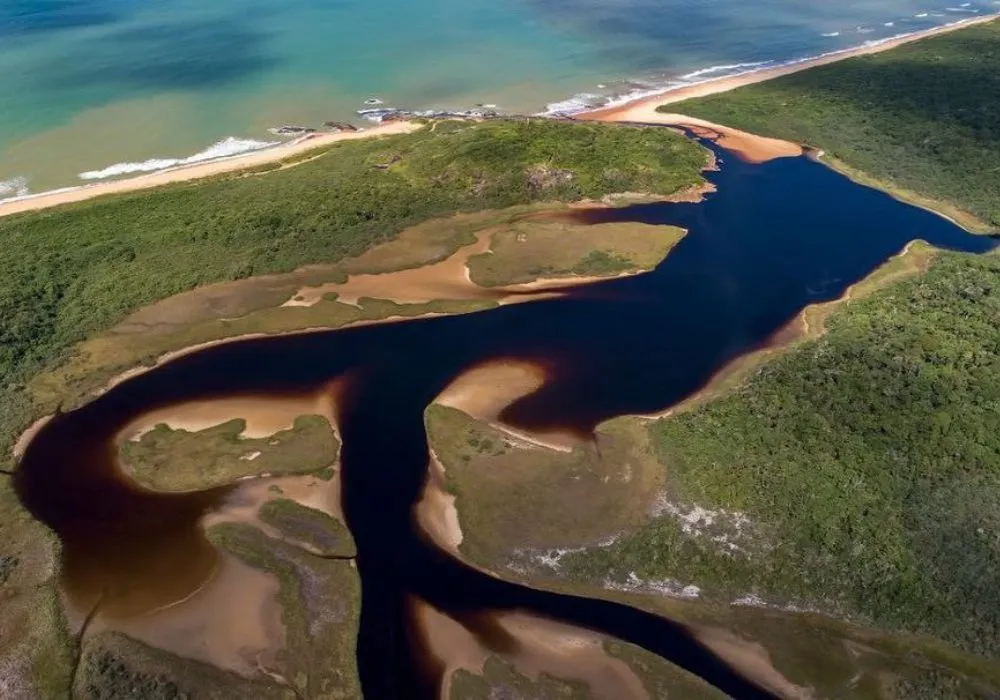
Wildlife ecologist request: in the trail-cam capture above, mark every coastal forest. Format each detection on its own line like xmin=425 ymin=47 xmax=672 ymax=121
xmin=673 ymin=19 xmax=1000 ymax=231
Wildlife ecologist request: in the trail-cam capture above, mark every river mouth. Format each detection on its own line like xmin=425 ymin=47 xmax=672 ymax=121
xmin=14 ymin=138 xmax=996 ymax=698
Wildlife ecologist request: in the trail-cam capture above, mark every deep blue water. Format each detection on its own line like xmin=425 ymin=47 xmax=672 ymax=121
xmin=16 ymin=137 xmax=996 ymax=698
xmin=1 ymin=0 xmax=998 ymax=193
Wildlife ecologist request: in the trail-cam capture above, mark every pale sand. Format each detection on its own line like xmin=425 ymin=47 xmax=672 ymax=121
xmin=692 ymin=626 xmax=813 ymax=700
xmin=0 ymin=121 xmax=420 ymax=219
xmin=415 ymin=449 xmax=465 ymax=555
xmin=280 ymin=224 xmax=613 ymax=309
xmin=85 ymin=551 xmax=286 ymax=678
xmin=582 ymin=14 xmax=999 ymax=124
xmin=414 ymin=601 xmax=648 ymax=700
xmin=204 ymin=470 xmax=346 ymax=559
xmin=433 ymin=358 xmax=580 ymax=452
xmin=582 ymin=15 xmax=999 ymax=163
xmin=120 ymin=391 xmax=337 ymax=443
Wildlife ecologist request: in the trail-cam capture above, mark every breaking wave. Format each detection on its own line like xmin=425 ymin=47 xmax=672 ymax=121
xmin=78 ymin=137 xmax=279 ymax=181
xmin=0 ymin=176 xmax=30 ymax=201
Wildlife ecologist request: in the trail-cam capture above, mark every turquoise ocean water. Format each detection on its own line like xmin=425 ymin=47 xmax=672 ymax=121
xmin=2 ymin=0 xmax=998 ymax=194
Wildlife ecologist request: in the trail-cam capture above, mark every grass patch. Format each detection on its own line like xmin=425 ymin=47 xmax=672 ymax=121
xmin=120 ymin=415 xmax=338 ymax=492
xmin=670 ymin=18 xmax=1000 ymax=230
xmin=259 ymin=499 xmax=356 ymax=558
xmin=467 ymin=220 xmax=685 ymax=287
xmin=207 ymin=523 xmax=360 ymax=698
xmin=75 ymin=631 xmax=289 ymax=700
xmin=562 ymin=251 xmax=1000 ymax=656
xmin=604 ymin=641 xmax=726 ymax=699
xmin=449 ymin=656 xmax=590 ymax=699
xmin=425 ymin=405 xmax=663 ymax=569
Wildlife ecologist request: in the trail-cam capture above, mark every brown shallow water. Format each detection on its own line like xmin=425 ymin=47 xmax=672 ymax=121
xmin=14 ymin=137 xmax=997 ymax=698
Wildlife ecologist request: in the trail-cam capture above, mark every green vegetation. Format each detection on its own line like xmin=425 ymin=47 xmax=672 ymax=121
xmin=671 ymin=18 xmax=1000 ymax=230
xmin=425 ymin=405 xmax=663 ymax=568
xmin=563 ymin=251 xmax=1000 ymax=657
xmin=467 ymin=220 xmax=685 ymax=287
xmin=120 ymin=415 xmax=338 ymax=491
xmin=0 ymin=478 xmax=72 ymax=699
xmin=259 ymin=499 xmax=356 ymax=558
xmin=75 ymin=632 xmax=290 ymax=700
xmin=208 ymin=523 xmax=360 ymax=698
xmin=2 ymin=119 xmax=706 ymax=471
xmin=449 ymin=657 xmax=590 ymax=699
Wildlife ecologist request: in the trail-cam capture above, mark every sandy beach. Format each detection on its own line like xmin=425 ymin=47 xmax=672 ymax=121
xmin=579 ymin=14 xmax=998 ymax=163
xmin=1 ymin=14 xmax=995 ymax=221
xmin=0 ymin=121 xmax=420 ymax=218
xmin=581 ymin=13 xmax=998 ymax=123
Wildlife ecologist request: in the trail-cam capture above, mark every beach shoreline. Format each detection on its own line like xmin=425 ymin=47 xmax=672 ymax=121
xmin=578 ymin=12 xmax=998 ymax=123
xmin=0 ymin=121 xmax=420 ymax=218
xmin=1 ymin=13 xmax=995 ymax=221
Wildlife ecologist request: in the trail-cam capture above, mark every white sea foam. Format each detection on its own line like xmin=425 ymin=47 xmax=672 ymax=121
xmin=78 ymin=137 xmax=279 ymax=181
xmin=536 ymin=9 xmax=999 ymax=118
xmin=0 ymin=176 xmax=30 ymax=201
xmin=821 ymin=31 xmax=841 ymax=37
xmin=677 ymin=60 xmax=772 ymax=82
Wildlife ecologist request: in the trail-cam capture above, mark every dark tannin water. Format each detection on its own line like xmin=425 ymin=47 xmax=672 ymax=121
xmin=15 ymin=140 xmax=995 ymax=698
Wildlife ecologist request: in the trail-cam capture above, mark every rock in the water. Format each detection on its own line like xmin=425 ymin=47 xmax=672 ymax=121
xmin=323 ymin=121 xmax=359 ymax=133
xmin=267 ymin=125 xmax=318 ymax=136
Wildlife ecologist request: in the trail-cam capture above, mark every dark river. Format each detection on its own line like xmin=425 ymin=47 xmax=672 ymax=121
xmin=14 ymin=139 xmax=995 ymax=699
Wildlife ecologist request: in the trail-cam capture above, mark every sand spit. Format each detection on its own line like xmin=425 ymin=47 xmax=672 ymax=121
xmin=433 ymin=359 xmax=580 ymax=452
xmin=414 ymin=601 xmax=648 ymax=700
xmin=692 ymin=626 xmax=814 ymax=699
xmin=584 ymin=108 xmax=802 ymax=164
xmin=415 ymin=449 xmax=464 ymax=555
xmin=0 ymin=121 xmax=420 ymax=219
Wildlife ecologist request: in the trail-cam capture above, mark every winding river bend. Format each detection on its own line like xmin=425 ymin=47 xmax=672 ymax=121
xmin=15 ymin=139 xmax=996 ymax=699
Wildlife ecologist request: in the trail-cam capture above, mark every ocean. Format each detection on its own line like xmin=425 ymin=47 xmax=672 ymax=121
xmin=2 ymin=0 xmax=998 ymax=195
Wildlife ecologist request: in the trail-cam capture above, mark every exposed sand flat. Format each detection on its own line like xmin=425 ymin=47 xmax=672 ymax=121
xmin=581 ymin=14 xmax=999 ymax=126
xmin=692 ymin=626 xmax=814 ymax=700
xmin=434 ymin=360 xmax=548 ymax=424
xmin=414 ymin=601 xmax=648 ymax=700
xmin=583 ymin=104 xmax=802 ymax=164
xmin=119 ymin=391 xmax=337 ymax=443
xmin=86 ymin=551 xmax=286 ymax=678
xmin=205 ymin=469 xmax=345 ymax=530
xmin=284 ymin=228 xmax=501 ymax=308
xmin=0 ymin=121 xmax=420 ymax=219
xmin=415 ymin=449 xmax=464 ymax=555
xmin=281 ymin=225 xmax=598 ymax=309
xmin=433 ymin=359 xmax=580 ymax=452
